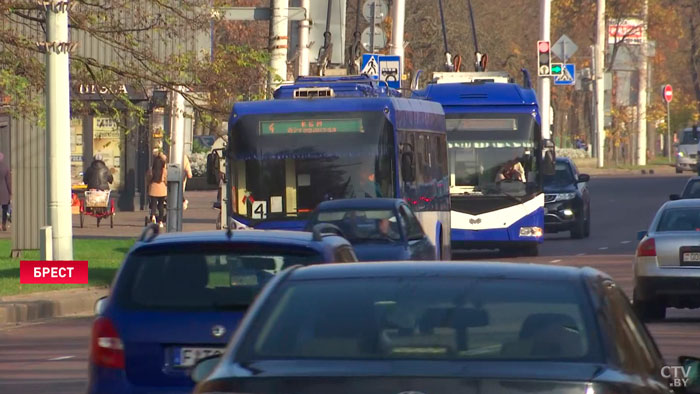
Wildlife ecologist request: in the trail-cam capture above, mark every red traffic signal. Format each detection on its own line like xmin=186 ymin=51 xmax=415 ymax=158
xmin=537 ymin=40 xmax=551 ymax=77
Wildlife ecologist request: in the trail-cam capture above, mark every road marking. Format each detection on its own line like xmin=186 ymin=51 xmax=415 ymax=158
xmin=621 ymin=240 xmax=631 ymax=244
xmin=549 ymin=259 xmax=561 ymax=263
xmin=48 ymin=355 xmax=74 ymax=361
xmin=598 ymin=246 xmax=609 ymax=250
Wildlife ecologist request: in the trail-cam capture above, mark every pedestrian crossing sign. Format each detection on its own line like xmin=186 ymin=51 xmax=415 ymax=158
xmin=554 ymin=64 xmax=575 ymax=86
xmin=361 ymin=54 xmax=380 ymax=79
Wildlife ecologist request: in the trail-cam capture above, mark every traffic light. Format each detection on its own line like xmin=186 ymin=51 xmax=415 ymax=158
xmin=537 ymin=40 xmax=551 ymax=76
xmin=551 ymin=63 xmax=563 ymax=76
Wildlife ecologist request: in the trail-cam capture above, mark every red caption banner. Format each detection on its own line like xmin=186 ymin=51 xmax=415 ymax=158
xmin=20 ymin=261 xmax=89 ymax=284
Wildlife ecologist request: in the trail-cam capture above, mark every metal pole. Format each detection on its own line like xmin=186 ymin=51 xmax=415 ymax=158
xmin=595 ymin=0 xmax=606 ymax=167
xmin=268 ymin=0 xmax=289 ymax=93
xmin=636 ymin=0 xmax=649 ymax=166
xmin=44 ymin=0 xmax=73 ymax=260
xmin=590 ymin=45 xmax=597 ymax=159
xmin=538 ymin=0 xmax=552 ymax=141
xmin=389 ymin=0 xmax=405 ymax=60
xmin=167 ymin=89 xmax=185 ymax=232
xmin=667 ymin=100 xmax=672 ymax=162
xmin=297 ymin=0 xmax=310 ymax=76
xmin=369 ymin=2 xmax=376 ymax=53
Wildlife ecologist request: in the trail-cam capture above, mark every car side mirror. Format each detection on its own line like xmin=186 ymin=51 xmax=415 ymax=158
xmin=94 ymin=296 xmax=108 ymax=316
xmin=670 ymin=194 xmax=681 ymax=201
xmin=401 ymin=153 xmax=415 ymax=183
xmin=676 ymin=356 xmax=700 ymax=392
xmin=578 ymin=174 xmax=590 ymax=183
xmin=637 ymin=230 xmax=647 ymax=241
xmin=191 ymin=354 xmax=222 ymax=383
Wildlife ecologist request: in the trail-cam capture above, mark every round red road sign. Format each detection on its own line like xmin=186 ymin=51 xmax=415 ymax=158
xmin=663 ymin=84 xmax=673 ymax=103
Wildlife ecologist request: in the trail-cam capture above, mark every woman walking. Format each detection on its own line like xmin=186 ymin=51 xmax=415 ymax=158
xmin=147 ymin=150 xmax=167 ymax=227
xmin=0 ymin=153 xmax=11 ymax=231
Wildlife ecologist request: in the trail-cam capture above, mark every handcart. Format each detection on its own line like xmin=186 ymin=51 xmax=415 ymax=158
xmin=80 ymin=190 xmax=115 ymax=228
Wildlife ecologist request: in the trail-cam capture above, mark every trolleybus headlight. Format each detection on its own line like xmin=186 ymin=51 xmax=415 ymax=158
xmin=519 ymin=226 xmax=543 ymax=237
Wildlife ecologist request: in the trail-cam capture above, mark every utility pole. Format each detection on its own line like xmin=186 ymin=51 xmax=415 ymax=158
xmin=369 ymin=2 xmax=376 ymax=53
xmin=636 ymin=0 xmax=649 ymax=166
xmin=268 ymin=0 xmax=289 ymax=94
xmin=595 ymin=0 xmax=606 ymax=167
xmin=538 ymin=0 xmax=552 ymax=141
xmin=42 ymin=0 xmax=73 ymax=260
xmin=389 ymin=0 xmax=405 ymax=61
xmin=297 ymin=0 xmax=310 ymax=76
xmin=590 ymin=45 xmax=598 ymax=159
xmin=167 ymin=88 xmax=185 ymax=233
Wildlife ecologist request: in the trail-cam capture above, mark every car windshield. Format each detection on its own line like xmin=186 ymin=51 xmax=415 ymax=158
xmin=657 ymin=208 xmax=700 ymax=232
xmin=241 ymin=277 xmax=601 ymax=362
xmin=114 ymin=244 xmax=324 ymax=311
xmin=230 ymin=111 xmax=395 ymax=221
xmin=681 ymin=181 xmax=700 ymax=199
xmin=446 ymin=113 xmax=540 ymax=198
xmin=680 ymin=130 xmax=699 ymax=145
xmin=308 ymin=209 xmax=402 ymax=242
xmin=544 ymin=162 xmax=575 ymax=186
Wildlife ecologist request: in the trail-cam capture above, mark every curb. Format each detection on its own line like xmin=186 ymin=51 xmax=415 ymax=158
xmin=0 ymin=287 xmax=108 ymax=324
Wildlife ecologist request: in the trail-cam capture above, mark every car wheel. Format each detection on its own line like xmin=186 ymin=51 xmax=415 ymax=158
xmin=676 ymin=167 xmax=683 ymax=174
xmin=633 ymin=291 xmax=666 ymax=321
xmin=570 ymin=216 xmax=585 ymax=239
xmin=584 ymin=208 xmax=591 ymax=238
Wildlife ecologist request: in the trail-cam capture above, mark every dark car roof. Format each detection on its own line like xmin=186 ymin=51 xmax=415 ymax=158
xmin=285 ymin=261 xmax=608 ymax=282
xmin=132 ymin=229 xmax=350 ymax=253
xmin=314 ymin=198 xmax=403 ymax=211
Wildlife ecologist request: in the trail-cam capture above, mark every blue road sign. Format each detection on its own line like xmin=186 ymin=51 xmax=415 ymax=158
xmin=378 ymin=55 xmax=401 ymax=89
xmin=361 ymin=54 xmax=380 ymax=80
xmin=554 ymin=63 xmax=575 ymax=86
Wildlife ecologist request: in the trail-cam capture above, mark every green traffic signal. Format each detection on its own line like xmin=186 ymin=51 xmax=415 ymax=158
xmin=551 ymin=63 xmax=563 ymax=75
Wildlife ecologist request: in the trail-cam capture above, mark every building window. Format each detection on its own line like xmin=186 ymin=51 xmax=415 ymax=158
xmin=70 ymin=118 xmax=83 ymax=186
xmin=93 ymin=117 xmax=122 ymax=189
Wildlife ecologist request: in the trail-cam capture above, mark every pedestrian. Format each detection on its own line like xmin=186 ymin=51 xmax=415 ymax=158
xmin=183 ymin=153 xmax=193 ymax=210
xmin=147 ymin=150 xmax=168 ymax=227
xmin=83 ymin=153 xmax=113 ymax=191
xmin=0 ymin=153 xmax=11 ymax=231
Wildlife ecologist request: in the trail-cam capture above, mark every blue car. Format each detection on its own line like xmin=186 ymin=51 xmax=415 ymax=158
xmin=305 ymin=198 xmax=436 ymax=261
xmin=87 ymin=226 xmax=356 ymax=394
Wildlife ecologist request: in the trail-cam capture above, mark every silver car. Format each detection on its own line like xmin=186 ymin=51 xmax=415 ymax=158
xmin=633 ymin=199 xmax=700 ymax=321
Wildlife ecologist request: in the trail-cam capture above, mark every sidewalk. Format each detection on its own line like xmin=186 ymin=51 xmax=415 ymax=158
xmin=573 ymin=158 xmax=685 ymax=177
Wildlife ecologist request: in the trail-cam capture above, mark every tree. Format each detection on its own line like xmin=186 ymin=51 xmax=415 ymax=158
xmin=0 ymin=0 xmax=269 ymax=131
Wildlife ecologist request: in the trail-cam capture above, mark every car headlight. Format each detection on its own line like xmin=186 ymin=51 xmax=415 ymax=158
xmin=678 ymin=151 xmax=685 ymax=158
xmin=552 ymin=192 xmax=576 ymax=202
xmin=519 ymin=226 xmax=543 ymax=237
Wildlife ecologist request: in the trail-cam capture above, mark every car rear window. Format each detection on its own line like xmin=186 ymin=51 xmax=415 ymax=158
xmin=309 ymin=209 xmax=401 ymax=242
xmin=241 ymin=277 xmax=602 ymax=362
xmin=657 ymin=208 xmax=700 ymax=232
xmin=114 ymin=244 xmax=324 ymax=311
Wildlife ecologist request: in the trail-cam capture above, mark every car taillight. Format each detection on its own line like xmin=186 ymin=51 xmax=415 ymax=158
xmin=90 ymin=317 xmax=125 ymax=369
xmin=636 ymin=237 xmax=656 ymax=257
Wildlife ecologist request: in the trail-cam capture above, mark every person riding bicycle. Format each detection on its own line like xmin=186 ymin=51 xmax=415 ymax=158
xmin=83 ymin=154 xmax=113 ymax=191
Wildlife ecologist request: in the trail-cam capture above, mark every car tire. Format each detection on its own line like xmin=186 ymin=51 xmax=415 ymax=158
xmin=584 ymin=208 xmax=591 ymax=238
xmin=570 ymin=216 xmax=585 ymax=239
xmin=633 ymin=291 xmax=666 ymax=321
xmin=676 ymin=167 xmax=683 ymax=174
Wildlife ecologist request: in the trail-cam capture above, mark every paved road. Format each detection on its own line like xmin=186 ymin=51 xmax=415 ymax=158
xmin=0 ymin=316 xmax=90 ymax=394
xmin=3 ymin=174 xmax=700 ymax=393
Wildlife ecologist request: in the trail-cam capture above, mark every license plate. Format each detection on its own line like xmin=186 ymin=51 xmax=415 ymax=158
xmin=172 ymin=347 xmax=223 ymax=368
xmin=683 ymin=252 xmax=700 ymax=263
